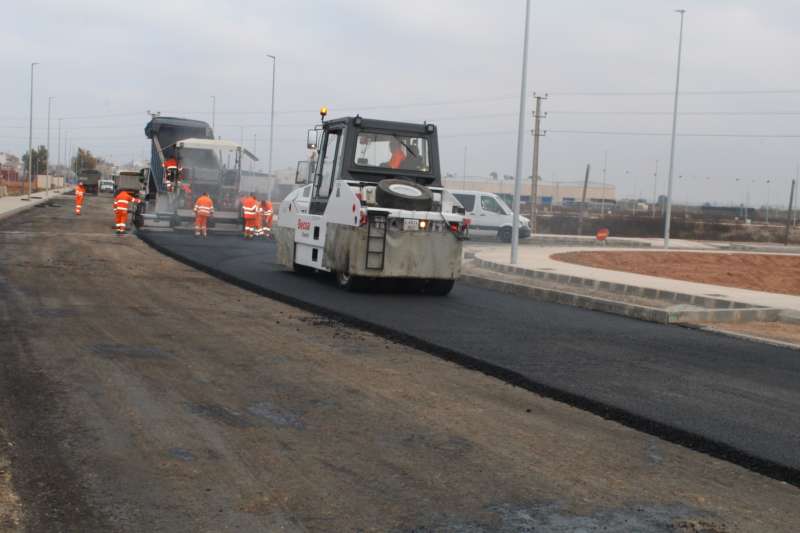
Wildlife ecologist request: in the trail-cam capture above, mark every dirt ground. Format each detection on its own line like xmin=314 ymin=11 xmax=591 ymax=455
xmin=0 ymin=428 xmax=21 ymax=532
xmin=2 ymin=195 xmax=800 ymax=532
xmin=553 ymin=251 xmax=800 ymax=295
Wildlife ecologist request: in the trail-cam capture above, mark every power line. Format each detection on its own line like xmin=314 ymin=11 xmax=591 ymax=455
xmin=548 ymin=89 xmax=800 ymax=96
xmin=2 ymin=87 xmax=799 ymax=122
xmin=548 ymin=110 xmax=800 ymax=116
xmin=547 ymin=129 xmax=800 ymax=138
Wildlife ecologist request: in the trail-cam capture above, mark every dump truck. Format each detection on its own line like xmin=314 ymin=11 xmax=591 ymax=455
xmin=78 ymin=169 xmax=102 ymax=195
xmin=275 ymin=113 xmax=469 ymax=295
xmin=137 ymin=116 xmax=257 ymax=232
xmin=116 ymin=170 xmax=146 ymax=194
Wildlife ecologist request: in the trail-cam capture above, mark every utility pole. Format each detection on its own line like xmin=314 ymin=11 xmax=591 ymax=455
xmin=795 ymin=164 xmax=799 ymax=227
xmin=46 ymin=96 xmax=52 ymax=176
xmin=766 ymin=179 xmax=771 ymax=224
xmin=663 ymin=9 xmax=686 ymax=249
xmin=45 ymin=96 xmax=53 ymax=197
xmin=462 ymin=146 xmax=467 ymax=188
xmin=511 ymin=0 xmax=532 ymax=264
xmin=785 ymin=179 xmax=795 ymax=245
xmin=64 ymin=132 xmax=68 ymax=178
xmin=529 ymin=93 xmax=547 ymax=233
xmin=600 ymin=150 xmax=608 ymax=218
xmin=56 ymin=118 xmax=62 ymax=170
xmin=27 ymin=62 xmax=38 ymax=201
xmin=577 ymin=164 xmax=591 ymax=236
xmin=652 ymin=159 xmax=659 ymax=218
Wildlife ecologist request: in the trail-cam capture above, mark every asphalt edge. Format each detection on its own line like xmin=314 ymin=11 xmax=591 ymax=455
xmin=137 ymin=230 xmax=800 ymax=489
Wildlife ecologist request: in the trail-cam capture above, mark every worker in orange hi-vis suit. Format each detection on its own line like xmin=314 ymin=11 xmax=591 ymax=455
xmin=163 ymin=157 xmax=179 ymax=191
xmin=254 ymin=200 xmax=264 ymax=237
xmin=240 ymin=194 xmax=259 ymax=239
xmin=193 ymin=192 xmax=214 ymax=238
xmin=74 ymin=181 xmax=86 ymax=216
xmin=387 ymin=138 xmax=407 ymax=169
xmin=112 ymin=189 xmax=140 ymax=234
xmin=261 ymin=200 xmax=274 ymax=238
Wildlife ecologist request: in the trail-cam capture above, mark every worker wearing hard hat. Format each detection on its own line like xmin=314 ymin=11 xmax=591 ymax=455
xmin=241 ymin=193 xmax=259 ymax=239
xmin=193 ymin=191 xmax=214 ymax=238
xmin=112 ymin=188 xmax=140 ymax=234
xmin=74 ymin=181 xmax=86 ymax=216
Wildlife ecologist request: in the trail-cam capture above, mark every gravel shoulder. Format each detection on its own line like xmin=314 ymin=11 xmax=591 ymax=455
xmin=0 ymin=195 xmax=799 ymax=532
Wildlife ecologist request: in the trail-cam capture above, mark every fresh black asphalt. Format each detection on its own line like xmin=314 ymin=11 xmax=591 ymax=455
xmin=140 ymin=231 xmax=800 ymax=485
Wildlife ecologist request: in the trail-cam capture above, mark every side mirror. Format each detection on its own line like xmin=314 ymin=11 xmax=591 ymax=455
xmin=307 ymin=129 xmax=319 ymax=150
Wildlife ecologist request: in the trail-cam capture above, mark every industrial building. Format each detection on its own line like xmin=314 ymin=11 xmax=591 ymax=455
xmin=442 ymin=178 xmax=616 ymax=208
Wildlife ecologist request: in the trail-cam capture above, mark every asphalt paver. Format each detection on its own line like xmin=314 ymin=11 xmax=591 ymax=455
xmin=2 ymin=195 xmax=799 ymax=532
xmin=141 ymin=224 xmax=800 ymax=483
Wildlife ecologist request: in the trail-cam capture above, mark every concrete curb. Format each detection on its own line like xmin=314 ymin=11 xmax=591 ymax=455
xmin=474 ymin=256 xmax=756 ymax=310
xmin=524 ymin=235 xmax=653 ymax=248
xmin=461 ymin=274 xmax=673 ymax=323
xmin=465 ymin=257 xmax=781 ymax=325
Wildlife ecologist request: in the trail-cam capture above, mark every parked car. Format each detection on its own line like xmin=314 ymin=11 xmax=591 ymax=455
xmin=450 ymin=190 xmax=531 ymax=242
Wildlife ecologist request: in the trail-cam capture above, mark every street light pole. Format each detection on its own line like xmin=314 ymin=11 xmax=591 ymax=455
xmin=266 ymin=54 xmax=276 ymax=201
xmin=511 ymin=0 xmax=532 ymax=264
xmin=663 ymin=9 xmax=686 ymax=249
xmin=27 ymin=62 xmax=38 ymax=201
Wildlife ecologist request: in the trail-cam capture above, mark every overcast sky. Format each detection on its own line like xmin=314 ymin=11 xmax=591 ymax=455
xmin=3 ymin=0 xmax=800 ymax=206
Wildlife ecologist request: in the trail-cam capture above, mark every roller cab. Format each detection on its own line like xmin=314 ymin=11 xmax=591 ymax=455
xmin=275 ymin=115 xmax=468 ymax=295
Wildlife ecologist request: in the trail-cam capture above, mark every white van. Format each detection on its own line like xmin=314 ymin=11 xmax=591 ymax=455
xmin=450 ymin=190 xmax=531 ymax=242
xmin=99 ymin=178 xmax=115 ymax=193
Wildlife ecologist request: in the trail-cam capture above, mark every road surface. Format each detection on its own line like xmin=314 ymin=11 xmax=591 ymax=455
xmin=141 ymin=223 xmax=800 ymax=484
xmin=1 ymin=194 xmax=799 ymax=532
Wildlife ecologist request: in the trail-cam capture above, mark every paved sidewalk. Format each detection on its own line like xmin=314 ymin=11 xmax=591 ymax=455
xmin=470 ymin=244 xmax=800 ymax=313
xmin=0 ymin=188 xmax=72 ymax=221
